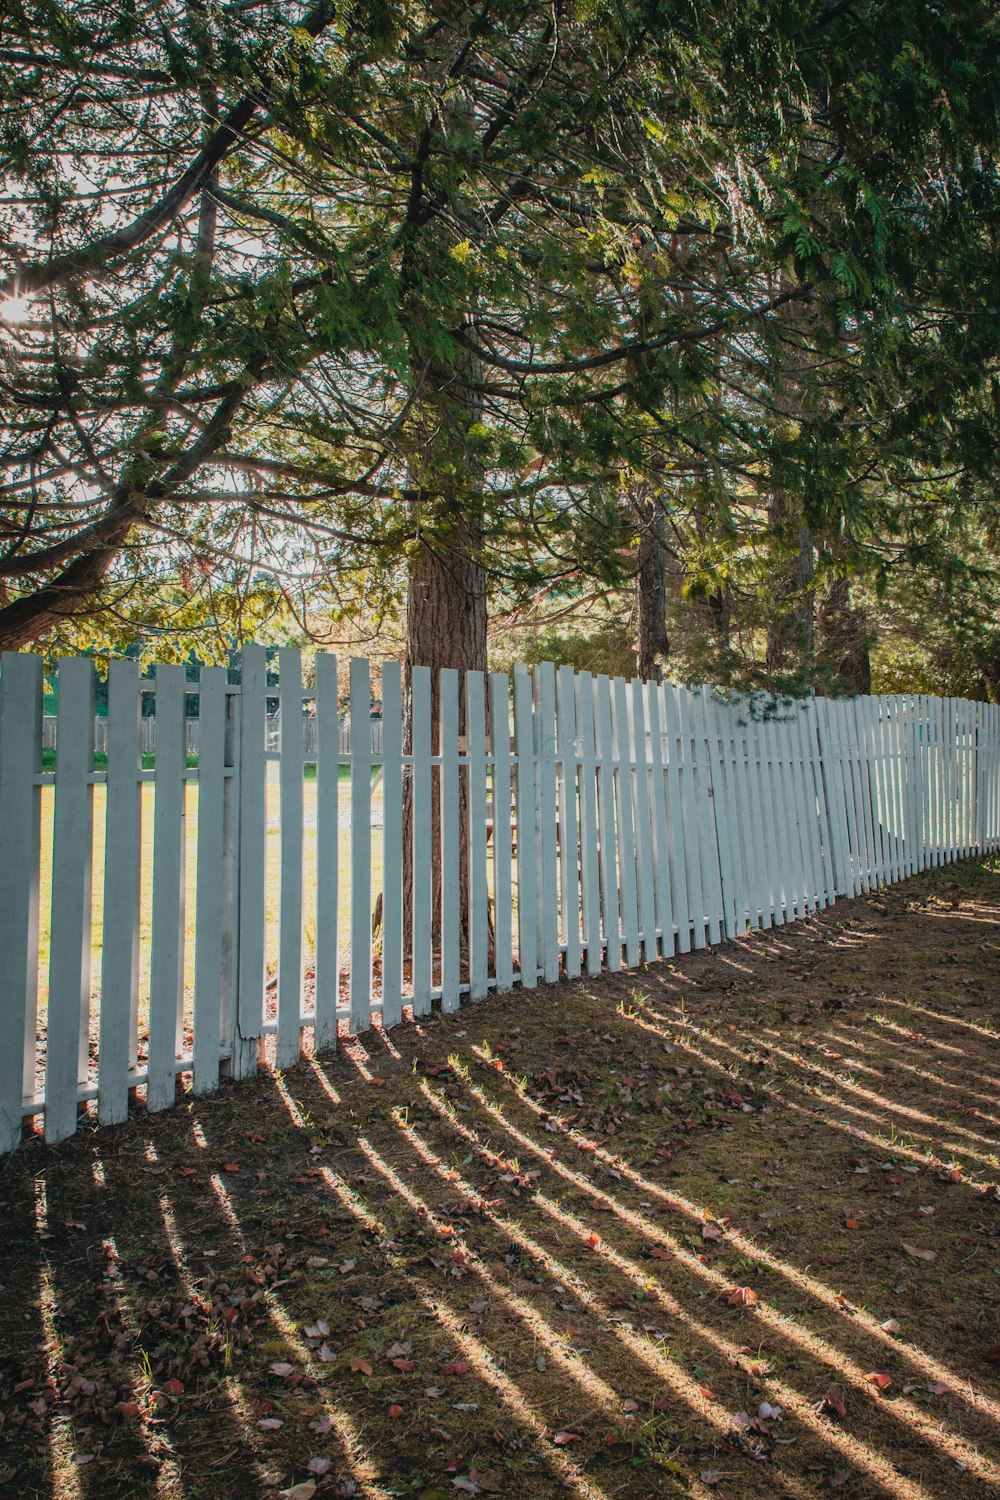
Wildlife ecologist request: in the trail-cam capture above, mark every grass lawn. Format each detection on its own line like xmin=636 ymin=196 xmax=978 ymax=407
xmin=2 ymin=859 xmax=999 ymax=1498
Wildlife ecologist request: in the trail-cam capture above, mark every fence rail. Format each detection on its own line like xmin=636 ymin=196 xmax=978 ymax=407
xmin=2 ymin=648 xmax=998 ymax=1153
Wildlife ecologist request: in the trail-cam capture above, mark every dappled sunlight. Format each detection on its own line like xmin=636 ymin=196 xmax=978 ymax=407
xmin=445 ymin=1058 xmax=1000 ymax=1477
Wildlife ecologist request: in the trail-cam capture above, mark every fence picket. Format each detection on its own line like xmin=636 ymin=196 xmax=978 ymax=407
xmin=45 ymin=658 xmax=96 ymax=1141
xmin=629 ymin=680 xmax=658 ymax=961
xmin=576 ymin=672 xmax=603 ymax=976
xmin=381 ymin=662 xmax=404 ymax=1027
xmin=556 ymin=665 xmax=582 ymax=978
xmin=236 ymin=644 xmax=267 ymax=1075
xmin=466 ymin=670 xmax=489 ymax=1002
xmin=535 ymin=663 xmax=561 ymax=983
xmin=611 ymin=677 xmax=640 ymax=967
xmin=489 ymin=674 xmax=514 ymax=993
xmin=644 ymin=681 xmax=673 ymax=958
xmin=411 ymin=666 xmax=433 ymax=1015
xmin=349 ymin=658 xmax=372 ymax=1033
xmin=439 ymin=669 xmax=461 ymax=1012
xmin=0 ymin=653 xmax=43 ymax=1150
xmin=593 ymin=676 xmax=621 ymax=970
xmin=513 ymin=665 xmax=538 ymax=988
xmin=660 ymin=684 xmax=693 ymax=951
xmin=314 ymin=653 xmax=340 ymax=1049
xmin=277 ymin=648 xmax=304 ymax=1067
xmin=146 ymin=663 xmax=187 ymax=1114
xmin=191 ymin=668 xmax=228 ymax=1095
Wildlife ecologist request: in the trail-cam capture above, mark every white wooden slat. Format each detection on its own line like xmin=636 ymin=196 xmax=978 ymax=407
xmin=791 ymin=700 xmax=822 ymax=912
xmin=593 ymin=675 xmax=621 ymax=970
xmin=439 ymin=668 xmax=461 ymax=1013
xmin=0 ymin=653 xmax=43 ymax=1150
xmin=906 ymin=695 xmax=922 ymax=874
xmin=146 ymin=664 xmax=187 ymax=1114
xmin=660 ymin=683 xmax=693 ymax=951
xmin=735 ymin=698 xmax=768 ymax=927
xmin=313 ymin=652 xmax=340 ymax=1050
xmin=349 ymin=657 xmax=372 ymax=1034
xmin=575 ymin=672 xmax=603 ymax=976
xmin=277 ymin=647 xmax=305 ymax=1067
xmin=644 ymin=681 xmax=673 ymax=957
xmin=817 ymin=697 xmax=850 ymax=901
xmin=963 ymin=698 xmax=975 ymax=857
xmin=235 ymin=644 xmax=267 ymax=1076
xmin=556 ymin=665 xmax=582 ymax=979
xmin=689 ymin=688 xmax=723 ymax=945
xmin=753 ymin=704 xmax=785 ymax=920
xmin=466 ymin=671 xmax=489 ymax=1002
xmin=535 ymin=663 xmax=560 ymax=983
xmin=851 ymin=697 xmax=879 ymax=889
xmin=381 ymin=662 xmax=404 ymax=1027
xmin=944 ymin=697 xmax=955 ymax=861
xmin=767 ymin=706 xmax=797 ymax=920
xmin=411 ymin=666 xmax=434 ymax=1014
xmin=512 ymin=665 xmax=538 ymax=988
xmin=867 ymin=696 xmax=891 ymax=885
xmin=844 ymin=698 xmax=870 ymax=894
xmin=629 ymin=680 xmax=657 ymax=962
xmin=192 ymin=668 xmax=228 ymax=1094
xmin=99 ymin=661 xmax=143 ymax=1122
xmin=45 ymin=657 xmax=96 ymax=1141
xmin=489 ymin=673 xmax=514 ymax=993
xmin=889 ymin=696 xmax=908 ymax=879
xmin=704 ymin=689 xmax=741 ymax=938
xmin=611 ymin=677 xmax=640 ymax=968
xmin=988 ymin=705 xmax=999 ymax=853
xmin=788 ymin=703 xmax=816 ymax=915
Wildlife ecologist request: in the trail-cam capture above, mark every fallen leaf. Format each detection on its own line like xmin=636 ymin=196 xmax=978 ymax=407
xmin=163 ymin=1377 xmax=184 ymax=1396
xmin=278 ymin=1483 xmax=316 ymax=1500
xmin=701 ymin=1471 xmax=724 ymax=1486
xmin=902 ymin=1244 xmax=936 ymax=1262
xmin=880 ymin=1319 xmax=901 ymax=1334
xmin=441 ymin=1360 xmax=472 ymax=1377
xmin=822 ymin=1382 xmax=848 ymax=1420
xmin=269 ymin=1363 xmax=294 ymax=1378
xmin=258 ymin=1418 xmax=284 ymax=1431
xmin=844 ymin=1218 xmax=862 ymax=1230
xmin=553 ymin=1430 xmax=583 ymax=1445
xmin=307 ymin=1457 xmax=332 ymax=1475
xmin=723 ymin=1287 xmax=759 ymax=1309
xmin=702 ymin=1224 xmax=723 ymax=1242
xmin=222 ymin=1162 xmax=240 ymax=1173
xmin=348 ymin=1358 xmax=373 ymax=1377
xmin=864 ymin=1372 xmax=892 ymax=1390
xmin=388 ymin=1403 xmax=404 ymax=1417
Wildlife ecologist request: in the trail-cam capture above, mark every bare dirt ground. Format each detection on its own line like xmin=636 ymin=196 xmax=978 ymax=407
xmin=2 ymin=859 xmax=999 ymax=1500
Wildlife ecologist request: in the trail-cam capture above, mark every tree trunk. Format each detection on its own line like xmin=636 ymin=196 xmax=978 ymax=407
xmin=817 ymin=574 xmax=871 ymax=694
xmin=635 ymin=489 xmax=670 ymax=682
xmin=765 ymin=515 xmax=815 ymax=677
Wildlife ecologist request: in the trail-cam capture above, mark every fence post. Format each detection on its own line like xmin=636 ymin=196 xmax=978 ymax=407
xmin=0 ymin=653 xmax=43 ymax=1151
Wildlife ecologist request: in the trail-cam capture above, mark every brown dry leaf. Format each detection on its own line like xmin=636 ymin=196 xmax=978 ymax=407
xmin=724 ymin=1286 xmax=759 ymax=1308
xmin=349 ymin=1357 xmax=373 ymax=1377
xmin=864 ymin=1372 xmax=892 ymax=1390
xmin=822 ymin=1382 xmax=848 ymax=1419
xmin=902 ymin=1243 xmax=936 ymax=1262
xmin=702 ymin=1223 xmax=723 ymax=1242
xmin=552 ymin=1430 xmax=583 ymax=1445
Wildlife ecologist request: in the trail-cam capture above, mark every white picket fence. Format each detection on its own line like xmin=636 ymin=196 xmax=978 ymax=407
xmin=41 ymin=710 xmax=384 ymax=757
xmin=1 ymin=647 xmax=999 ymax=1153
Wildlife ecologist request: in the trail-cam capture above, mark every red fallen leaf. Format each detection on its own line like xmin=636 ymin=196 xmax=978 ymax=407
xmin=369 ymin=1077 xmax=386 ymax=1087
xmin=698 ymin=1385 xmax=717 ymax=1401
xmin=391 ymin=1358 xmax=415 ymax=1372
xmin=249 ymin=1132 xmax=266 ymax=1142
xmin=178 ymin=1167 xmax=197 ymax=1177
xmin=553 ymin=1430 xmax=583 ymax=1445
xmin=576 ymin=1141 xmax=597 ymax=1153
xmin=388 ymin=1403 xmax=404 ymax=1417
xmin=269 ymin=1363 xmax=294 ymax=1378
xmin=161 ymin=1377 xmax=184 ymax=1397
xmin=844 ymin=1219 xmax=862 ymax=1230
xmin=349 ymin=1358 xmax=373 ymax=1377
xmin=865 ymin=1372 xmax=892 ymax=1390
xmin=723 ymin=1287 xmax=759 ymax=1309
xmin=702 ymin=1224 xmax=723 ymax=1241
xmin=488 ymin=1058 xmax=505 ymax=1072
xmin=649 ymin=1246 xmax=674 ymax=1261
xmin=926 ymin=1382 xmax=950 ymax=1396
xmin=222 ymin=1306 xmax=238 ymax=1323
xmin=653 ymin=1396 xmax=671 ymax=1413
xmin=586 ymin=1232 xmax=601 ymax=1249
xmin=440 ymin=1360 xmax=471 ymax=1377
xmin=222 ymin=1162 xmax=240 ymax=1173
xmin=115 ymin=1401 xmax=142 ymax=1418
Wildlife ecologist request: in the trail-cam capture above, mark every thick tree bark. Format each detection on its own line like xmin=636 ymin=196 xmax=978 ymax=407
xmin=635 ymin=490 xmax=670 ymax=682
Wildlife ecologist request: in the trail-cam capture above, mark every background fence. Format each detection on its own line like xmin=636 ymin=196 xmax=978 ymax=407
xmin=2 ymin=647 xmax=999 ymax=1153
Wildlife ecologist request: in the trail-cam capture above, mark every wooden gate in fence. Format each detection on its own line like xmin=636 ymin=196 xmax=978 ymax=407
xmin=2 ymin=647 xmax=999 ymax=1153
